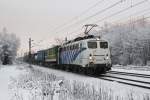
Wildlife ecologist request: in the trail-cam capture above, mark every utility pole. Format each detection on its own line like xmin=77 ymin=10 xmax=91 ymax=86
xmin=29 ymin=38 xmax=32 ymax=67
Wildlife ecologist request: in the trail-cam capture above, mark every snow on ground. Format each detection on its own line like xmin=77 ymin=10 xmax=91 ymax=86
xmin=31 ymin=64 xmax=150 ymax=100
xmin=0 ymin=63 xmax=27 ymax=100
xmin=0 ymin=62 xmax=150 ymax=100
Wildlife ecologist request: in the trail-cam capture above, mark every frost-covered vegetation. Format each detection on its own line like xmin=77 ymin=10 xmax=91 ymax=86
xmin=9 ymin=66 xmax=150 ymax=100
xmin=100 ymin=18 xmax=150 ymax=66
xmin=0 ymin=28 xmax=20 ymax=64
xmin=9 ymin=67 xmax=64 ymax=100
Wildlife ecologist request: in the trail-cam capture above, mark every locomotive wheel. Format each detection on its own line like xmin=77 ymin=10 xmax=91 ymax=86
xmin=62 ymin=65 xmax=66 ymax=70
xmin=84 ymin=68 xmax=92 ymax=75
xmin=94 ymin=67 xmax=101 ymax=76
xmin=79 ymin=67 xmax=84 ymax=74
xmin=65 ymin=65 xmax=70 ymax=72
xmin=74 ymin=66 xmax=78 ymax=73
xmin=88 ymin=68 xmax=93 ymax=75
xmin=102 ymin=67 xmax=107 ymax=74
xmin=78 ymin=67 xmax=82 ymax=74
xmin=84 ymin=67 xmax=88 ymax=74
xmin=73 ymin=66 xmax=78 ymax=73
xmin=59 ymin=65 xmax=64 ymax=70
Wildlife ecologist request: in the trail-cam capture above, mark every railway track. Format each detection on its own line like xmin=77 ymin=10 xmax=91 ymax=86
xmin=107 ymin=71 xmax=150 ymax=78
xmin=98 ymin=71 xmax=150 ymax=90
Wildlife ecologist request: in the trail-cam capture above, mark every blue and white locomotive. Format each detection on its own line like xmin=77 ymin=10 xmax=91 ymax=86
xmin=57 ymin=24 xmax=112 ymax=74
xmin=58 ymin=35 xmax=112 ymax=74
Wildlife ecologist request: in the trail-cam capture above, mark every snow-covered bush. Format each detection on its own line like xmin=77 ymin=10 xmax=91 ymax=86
xmin=0 ymin=28 xmax=20 ymax=64
xmin=9 ymin=68 xmax=64 ymax=100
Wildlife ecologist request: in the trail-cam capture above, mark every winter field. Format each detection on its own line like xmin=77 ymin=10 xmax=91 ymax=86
xmin=0 ymin=62 xmax=150 ymax=100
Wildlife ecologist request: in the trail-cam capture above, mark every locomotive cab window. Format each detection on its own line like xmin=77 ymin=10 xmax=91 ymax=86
xmin=100 ymin=42 xmax=108 ymax=49
xmin=88 ymin=41 xmax=97 ymax=49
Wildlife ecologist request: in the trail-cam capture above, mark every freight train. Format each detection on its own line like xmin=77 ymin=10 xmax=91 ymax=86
xmin=24 ymin=25 xmax=112 ymax=75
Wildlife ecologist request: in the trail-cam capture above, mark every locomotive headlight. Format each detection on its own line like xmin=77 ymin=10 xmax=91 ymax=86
xmin=89 ymin=54 xmax=94 ymax=64
xmin=89 ymin=54 xmax=92 ymax=60
xmin=106 ymin=56 xmax=109 ymax=60
xmin=89 ymin=56 xmax=92 ymax=60
xmin=106 ymin=54 xmax=109 ymax=60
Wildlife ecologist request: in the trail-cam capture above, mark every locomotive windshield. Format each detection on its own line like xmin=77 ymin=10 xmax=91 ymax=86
xmin=88 ymin=42 xmax=97 ymax=49
xmin=100 ymin=42 xmax=108 ymax=49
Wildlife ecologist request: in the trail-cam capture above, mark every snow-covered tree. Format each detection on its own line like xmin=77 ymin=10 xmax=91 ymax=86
xmin=0 ymin=28 xmax=20 ymax=64
xmin=100 ymin=17 xmax=150 ymax=66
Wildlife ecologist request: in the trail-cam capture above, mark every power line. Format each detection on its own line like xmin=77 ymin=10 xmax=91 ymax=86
xmin=65 ymin=0 xmax=147 ymax=39
xmin=120 ymin=15 xmax=150 ymax=34
xmin=35 ymin=0 xmax=106 ymax=47
xmin=130 ymin=15 xmax=150 ymax=24
xmin=94 ymin=0 xmax=148 ymax=24
xmin=54 ymin=0 xmax=125 ymax=34
xmin=37 ymin=0 xmax=126 ymax=47
xmin=73 ymin=0 xmax=125 ymax=25
xmin=51 ymin=0 xmax=105 ymax=33
xmin=114 ymin=7 xmax=150 ymax=23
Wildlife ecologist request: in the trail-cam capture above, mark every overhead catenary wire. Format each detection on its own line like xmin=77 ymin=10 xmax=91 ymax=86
xmin=118 ymin=15 xmax=150 ymax=38
xmin=95 ymin=0 xmax=150 ymax=31
xmin=35 ymin=0 xmax=129 ymax=47
xmin=51 ymin=0 xmax=148 ymax=41
xmin=127 ymin=15 xmax=150 ymax=25
xmin=93 ymin=0 xmax=148 ymax=24
xmin=54 ymin=0 xmax=125 ymax=34
xmin=51 ymin=0 xmax=106 ymax=33
xmin=34 ymin=0 xmax=106 ymax=48
xmin=65 ymin=0 xmax=147 ymax=38
xmin=113 ymin=6 xmax=150 ymax=23
xmin=71 ymin=0 xmax=125 ymax=26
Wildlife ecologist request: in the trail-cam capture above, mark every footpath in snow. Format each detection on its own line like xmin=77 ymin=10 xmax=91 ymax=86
xmin=0 ymin=63 xmax=150 ymax=100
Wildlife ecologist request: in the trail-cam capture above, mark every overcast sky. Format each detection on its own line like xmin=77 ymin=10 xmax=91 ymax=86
xmin=0 ymin=0 xmax=150 ymax=55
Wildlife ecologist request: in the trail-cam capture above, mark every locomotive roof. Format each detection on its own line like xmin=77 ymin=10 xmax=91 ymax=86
xmin=64 ymin=35 xmax=101 ymax=45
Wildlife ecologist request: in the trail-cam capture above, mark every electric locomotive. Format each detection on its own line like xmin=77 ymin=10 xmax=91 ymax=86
xmin=58 ymin=35 xmax=111 ymax=74
xmin=57 ymin=24 xmax=112 ymax=74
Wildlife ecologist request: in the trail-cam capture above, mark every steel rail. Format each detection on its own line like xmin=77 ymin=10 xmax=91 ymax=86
xmin=99 ymin=75 xmax=150 ymax=90
xmin=99 ymin=77 xmax=150 ymax=89
xmin=108 ymin=71 xmax=150 ymax=78
xmin=101 ymin=74 xmax=150 ymax=84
